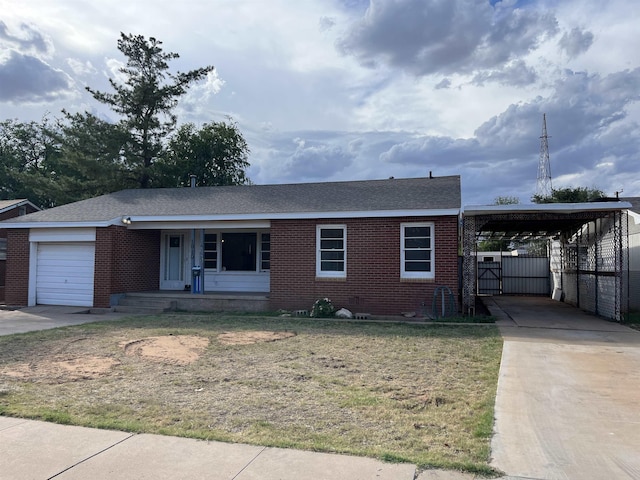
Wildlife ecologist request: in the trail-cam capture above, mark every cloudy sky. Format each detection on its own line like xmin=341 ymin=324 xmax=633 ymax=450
xmin=1 ymin=0 xmax=638 ymax=205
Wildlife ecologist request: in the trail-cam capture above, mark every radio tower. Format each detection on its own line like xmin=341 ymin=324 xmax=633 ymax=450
xmin=536 ymin=113 xmax=553 ymax=198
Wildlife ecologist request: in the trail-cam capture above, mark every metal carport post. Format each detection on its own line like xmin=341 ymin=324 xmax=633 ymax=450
xmin=462 ymin=202 xmax=630 ymax=321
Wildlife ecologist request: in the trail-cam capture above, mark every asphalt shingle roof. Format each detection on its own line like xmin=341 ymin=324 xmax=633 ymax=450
xmin=621 ymin=197 xmax=640 ymax=214
xmin=0 ymin=199 xmax=29 ymax=213
xmin=2 ymin=176 xmax=460 ymax=224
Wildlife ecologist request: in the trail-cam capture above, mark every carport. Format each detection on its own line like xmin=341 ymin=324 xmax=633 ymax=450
xmin=462 ymin=201 xmax=631 ymax=321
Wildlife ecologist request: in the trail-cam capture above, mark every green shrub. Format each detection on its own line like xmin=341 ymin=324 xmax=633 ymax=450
xmin=310 ymin=298 xmax=335 ymax=318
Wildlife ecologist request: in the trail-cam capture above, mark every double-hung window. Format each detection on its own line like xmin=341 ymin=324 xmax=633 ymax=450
xmin=401 ymin=222 xmax=434 ymax=279
xmin=316 ymin=225 xmax=346 ymax=278
xmin=260 ymin=233 xmax=271 ymax=271
xmin=203 ymin=233 xmax=217 ymax=269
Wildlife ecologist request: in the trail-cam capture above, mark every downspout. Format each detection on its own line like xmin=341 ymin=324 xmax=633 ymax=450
xmin=190 ymin=175 xmax=198 ymax=294
xmin=201 ymin=228 xmax=205 ymax=294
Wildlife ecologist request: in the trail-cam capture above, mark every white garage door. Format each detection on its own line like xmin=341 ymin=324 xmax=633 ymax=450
xmin=36 ymin=243 xmax=95 ymax=306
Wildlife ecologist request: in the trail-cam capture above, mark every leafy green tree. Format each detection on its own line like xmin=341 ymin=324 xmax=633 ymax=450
xmin=532 ymin=186 xmax=605 ymax=203
xmin=494 ymin=195 xmax=520 ymax=205
xmin=477 ymin=196 xmax=519 ymax=252
xmin=86 ymin=33 xmax=215 ymax=188
xmin=158 ymin=120 xmax=251 ymax=187
xmin=0 ymin=116 xmax=131 ymax=208
xmin=1 ymin=34 xmax=252 ymax=206
xmin=0 ymin=118 xmax=62 ymax=208
xmin=52 ymin=112 xmax=129 ymax=200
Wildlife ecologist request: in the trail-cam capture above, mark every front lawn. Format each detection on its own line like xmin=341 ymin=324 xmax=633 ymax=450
xmin=0 ymin=314 xmax=502 ymax=474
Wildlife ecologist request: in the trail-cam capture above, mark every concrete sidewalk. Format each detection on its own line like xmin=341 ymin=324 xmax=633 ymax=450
xmin=0 ymin=416 xmax=484 ymax=480
xmin=0 ymin=416 xmax=414 ymax=479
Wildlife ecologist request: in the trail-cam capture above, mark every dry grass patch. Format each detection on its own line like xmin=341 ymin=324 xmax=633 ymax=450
xmin=0 ymin=314 xmax=502 ymax=474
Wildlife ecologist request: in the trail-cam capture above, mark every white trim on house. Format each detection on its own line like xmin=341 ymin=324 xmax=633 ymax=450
xmin=160 ymin=231 xmax=189 ymax=290
xmin=124 ymin=209 xmax=460 ymax=223
xmin=28 ymin=228 xmax=97 ymax=306
xmin=400 ymin=222 xmax=435 ymax=280
xmin=33 ymin=243 xmax=95 ymax=307
xmin=2 ymin=208 xmax=460 ymax=229
xmin=130 ymin=220 xmax=271 ymax=230
xmin=316 ymin=224 xmax=347 ymax=279
xmin=464 ymin=202 xmax=632 ymax=215
xmin=7 ymin=221 xmax=115 ymax=229
xmin=29 ymin=228 xmax=96 ymax=242
xmin=28 ymin=242 xmax=37 ymax=306
xmin=160 ymin=228 xmax=272 ymax=293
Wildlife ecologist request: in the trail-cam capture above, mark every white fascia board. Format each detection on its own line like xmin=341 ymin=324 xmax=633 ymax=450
xmin=30 ymin=227 xmax=96 ymax=242
xmin=0 ymin=209 xmax=460 ymax=229
xmin=463 ymin=202 xmax=632 ymax=216
xmin=124 ymin=208 xmax=460 ymax=224
xmin=130 ymin=220 xmax=271 ymax=230
xmin=0 ymin=220 xmax=115 ymax=229
xmin=276 ymin=208 xmax=461 ymax=219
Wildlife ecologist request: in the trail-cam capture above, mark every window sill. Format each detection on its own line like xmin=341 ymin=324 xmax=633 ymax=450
xmin=315 ymin=276 xmax=347 ymax=282
xmin=400 ymin=277 xmax=435 ymax=283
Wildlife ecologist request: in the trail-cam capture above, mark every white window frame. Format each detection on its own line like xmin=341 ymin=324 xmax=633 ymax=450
xmin=401 ymin=222 xmax=435 ymax=279
xmin=260 ymin=232 xmax=271 ymax=272
xmin=316 ymin=224 xmax=347 ymax=278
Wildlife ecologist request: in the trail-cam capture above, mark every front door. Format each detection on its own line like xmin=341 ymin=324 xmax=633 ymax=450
xmin=161 ymin=233 xmax=186 ymax=290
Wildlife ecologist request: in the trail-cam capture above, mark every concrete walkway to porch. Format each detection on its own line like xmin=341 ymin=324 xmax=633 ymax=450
xmin=486 ymin=296 xmax=640 ymax=479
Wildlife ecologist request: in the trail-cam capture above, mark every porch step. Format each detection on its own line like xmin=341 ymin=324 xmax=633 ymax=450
xmin=114 ymin=296 xmax=177 ymax=314
xmin=116 ymin=292 xmax=270 ymax=313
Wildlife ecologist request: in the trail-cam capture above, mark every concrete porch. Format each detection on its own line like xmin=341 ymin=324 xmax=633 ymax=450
xmin=113 ymin=291 xmax=270 ymax=314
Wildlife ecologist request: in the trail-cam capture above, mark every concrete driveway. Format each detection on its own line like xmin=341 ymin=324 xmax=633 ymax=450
xmin=487 ymin=296 xmax=640 ymax=480
xmin=0 ymin=306 xmax=130 ymax=336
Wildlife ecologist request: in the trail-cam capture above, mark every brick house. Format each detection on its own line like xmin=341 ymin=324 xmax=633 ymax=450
xmin=1 ymin=176 xmax=461 ymax=315
xmin=0 ymin=200 xmax=40 ymax=303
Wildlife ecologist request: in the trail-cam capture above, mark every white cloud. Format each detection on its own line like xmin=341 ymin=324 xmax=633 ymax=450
xmin=558 ymin=27 xmax=594 ymax=58
xmin=337 ymin=0 xmax=559 ymax=78
xmin=66 ymin=58 xmax=96 ymax=76
xmin=0 ymin=0 xmax=638 ymax=204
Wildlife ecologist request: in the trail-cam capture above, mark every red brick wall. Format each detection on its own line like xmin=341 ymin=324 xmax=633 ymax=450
xmin=269 ymin=216 xmax=459 ymax=316
xmin=5 ymin=230 xmax=30 ymax=306
xmin=94 ymin=227 xmax=160 ymax=307
xmin=4 ymin=227 xmax=160 ymax=309
xmin=0 ymin=204 xmax=38 ymax=302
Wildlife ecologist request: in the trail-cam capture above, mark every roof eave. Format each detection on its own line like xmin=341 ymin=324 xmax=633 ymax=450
xmin=128 ymin=208 xmax=460 ymax=222
xmin=0 ymin=220 xmax=117 ymax=229
xmin=0 ymin=208 xmax=460 ymax=228
xmin=0 ymin=199 xmax=41 ymax=215
xmin=463 ymin=202 xmax=632 ymax=216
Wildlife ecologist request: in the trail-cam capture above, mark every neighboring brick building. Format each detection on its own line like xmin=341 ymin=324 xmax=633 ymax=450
xmin=1 ymin=177 xmax=461 ymax=315
xmin=0 ymin=200 xmax=40 ymax=303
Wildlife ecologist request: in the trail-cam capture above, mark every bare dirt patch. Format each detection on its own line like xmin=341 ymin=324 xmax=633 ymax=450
xmin=121 ymin=335 xmax=210 ymax=365
xmin=0 ymin=315 xmax=502 ymax=472
xmin=217 ymin=330 xmax=296 ymax=345
xmin=1 ymin=356 xmax=119 ymax=383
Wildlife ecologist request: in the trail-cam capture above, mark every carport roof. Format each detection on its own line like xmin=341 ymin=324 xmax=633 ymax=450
xmin=463 ymin=201 xmax=632 ymax=239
